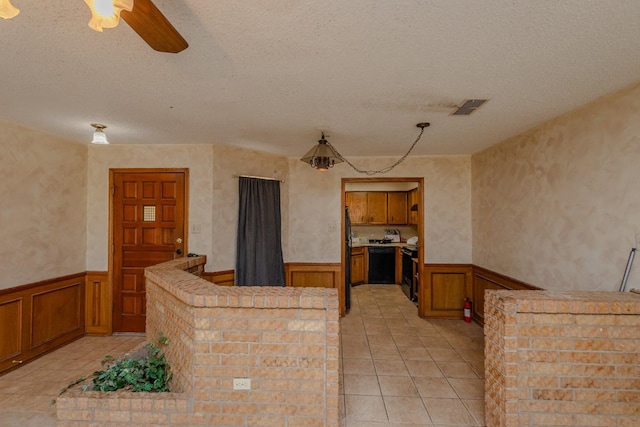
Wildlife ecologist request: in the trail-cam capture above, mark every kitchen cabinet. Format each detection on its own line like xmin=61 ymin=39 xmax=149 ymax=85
xmin=350 ymin=247 xmax=366 ymax=284
xmin=408 ymin=188 xmax=419 ymax=225
xmin=395 ymin=247 xmax=403 ymax=284
xmin=346 ymin=192 xmax=367 ymax=224
xmin=366 ymin=192 xmax=387 ymax=224
xmin=387 ymin=192 xmax=408 ymax=225
xmin=346 ymin=191 xmax=410 ymax=225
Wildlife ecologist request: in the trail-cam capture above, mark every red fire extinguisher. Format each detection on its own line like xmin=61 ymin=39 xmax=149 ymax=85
xmin=463 ymin=298 xmax=472 ymax=323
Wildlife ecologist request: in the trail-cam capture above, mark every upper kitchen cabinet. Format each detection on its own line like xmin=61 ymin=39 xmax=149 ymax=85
xmin=346 ymin=192 xmax=367 ymax=224
xmin=387 ymin=192 xmax=408 ymax=225
xmin=366 ymin=192 xmax=387 ymax=224
xmin=346 ymin=191 xmax=411 ymax=225
xmin=408 ymin=188 xmax=419 ymax=225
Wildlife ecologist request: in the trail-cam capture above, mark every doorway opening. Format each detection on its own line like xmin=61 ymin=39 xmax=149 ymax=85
xmin=341 ymin=177 xmax=424 ymax=317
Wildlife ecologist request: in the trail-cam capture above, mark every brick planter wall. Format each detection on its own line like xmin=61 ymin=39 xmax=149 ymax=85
xmin=56 ymin=390 xmax=190 ymax=426
xmin=57 ymin=256 xmax=340 ymax=427
xmin=485 ymin=289 xmax=640 ymax=426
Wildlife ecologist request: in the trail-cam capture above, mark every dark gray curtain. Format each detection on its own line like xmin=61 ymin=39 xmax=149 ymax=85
xmin=235 ymin=177 xmax=285 ymax=286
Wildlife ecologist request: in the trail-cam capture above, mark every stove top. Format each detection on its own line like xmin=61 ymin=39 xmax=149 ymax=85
xmin=369 ymin=239 xmax=393 ymax=244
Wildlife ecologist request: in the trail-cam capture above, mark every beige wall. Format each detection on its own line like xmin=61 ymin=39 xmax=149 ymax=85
xmin=472 ymin=82 xmax=640 ymax=291
xmin=0 ymin=122 xmax=87 ymax=290
xmin=210 ymin=146 xmax=289 ymax=271
xmin=1 ymin=121 xmax=471 ymax=288
xmin=86 ymin=144 xmax=289 ymax=273
xmin=86 ymin=144 xmax=215 ymax=272
xmin=288 ymin=155 xmax=472 ymax=264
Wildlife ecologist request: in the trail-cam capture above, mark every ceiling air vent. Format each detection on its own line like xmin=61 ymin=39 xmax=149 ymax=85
xmin=450 ymin=99 xmax=488 ymax=116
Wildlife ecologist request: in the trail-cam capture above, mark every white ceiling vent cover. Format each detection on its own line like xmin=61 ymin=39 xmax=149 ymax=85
xmin=451 ymin=99 xmax=489 ymax=116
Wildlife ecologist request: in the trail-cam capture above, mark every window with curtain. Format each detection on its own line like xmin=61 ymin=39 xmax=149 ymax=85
xmin=235 ymin=177 xmax=285 ymax=286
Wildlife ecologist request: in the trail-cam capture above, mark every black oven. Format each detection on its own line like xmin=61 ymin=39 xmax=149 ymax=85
xmin=401 ymin=247 xmax=418 ymax=301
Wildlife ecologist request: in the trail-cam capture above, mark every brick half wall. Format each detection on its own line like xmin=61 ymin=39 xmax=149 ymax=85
xmin=56 ymin=256 xmax=340 ymax=427
xmin=485 ymin=289 xmax=640 ymax=426
xmin=145 ymin=257 xmax=340 ymax=427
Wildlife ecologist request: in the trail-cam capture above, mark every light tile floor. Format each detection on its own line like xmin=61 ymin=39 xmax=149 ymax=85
xmin=0 ymin=335 xmax=145 ymax=427
xmin=0 ymin=285 xmax=485 ymax=427
xmin=340 ymin=284 xmax=485 ymax=426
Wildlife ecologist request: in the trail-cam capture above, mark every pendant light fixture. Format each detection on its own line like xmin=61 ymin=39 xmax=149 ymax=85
xmin=300 ymin=122 xmax=430 ymax=175
xmin=299 ymin=132 xmax=343 ymax=172
xmin=83 ymin=0 xmax=133 ymax=32
xmin=0 ymin=0 xmax=19 ymax=19
xmin=90 ymin=123 xmax=109 ymax=144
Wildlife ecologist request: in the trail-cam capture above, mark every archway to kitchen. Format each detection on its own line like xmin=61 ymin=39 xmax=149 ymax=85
xmin=341 ymin=177 xmax=424 ymax=317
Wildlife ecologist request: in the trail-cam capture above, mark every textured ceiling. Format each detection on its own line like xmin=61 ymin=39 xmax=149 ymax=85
xmin=1 ymin=0 xmax=640 ymax=157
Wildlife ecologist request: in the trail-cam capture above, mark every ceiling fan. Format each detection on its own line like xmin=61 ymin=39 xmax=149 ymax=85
xmin=120 ymin=0 xmax=188 ymax=53
xmin=0 ymin=0 xmax=188 ymax=53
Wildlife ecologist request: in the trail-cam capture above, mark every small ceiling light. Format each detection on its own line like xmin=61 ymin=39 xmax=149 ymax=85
xmin=300 ymin=123 xmax=430 ymax=175
xmin=300 ymin=132 xmax=343 ymax=172
xmin=0 ymin=0 xmax=20 ymax=19
xmin=90 ymin=123 xmax=109 ymax=144
xmin=83 ymin=0 xmax=133 ymax=32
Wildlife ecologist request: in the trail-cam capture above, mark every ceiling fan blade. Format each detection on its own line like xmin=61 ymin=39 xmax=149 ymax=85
xmin=121 ymin=0 xmax=188 ymax=53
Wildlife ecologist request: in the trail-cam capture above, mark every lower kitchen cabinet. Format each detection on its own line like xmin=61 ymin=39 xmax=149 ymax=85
xmin=350 ymin=247 xmax=366 ymax=285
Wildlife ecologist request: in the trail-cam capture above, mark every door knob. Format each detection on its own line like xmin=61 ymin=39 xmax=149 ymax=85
xmin=176 ymin=249 xmax=183 ymax=255
xmin=176 ymin=238 xmax=183 ymax=244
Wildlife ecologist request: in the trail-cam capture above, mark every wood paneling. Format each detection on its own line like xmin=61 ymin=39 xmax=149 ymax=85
xmin=202 ymin=270 xmax=235 ymax=286
xmin=85 ymin=272 xmax=111 ymax=335
xmin=203 ymin=265 xmax=341 ymax=289
xmin=420 ymin=264 xmax=472 ymax=318
xmin=0 ymin=273 xmax=85 ymax=375
xmin=285 ymin=263 xmax=341 ymax=288
xmin=32 ymin=284 xmax=82 ymax=347
xmin=0 ymin=299 xmax=22 ymax=363
xmin=472 ymin=266 xmax=540 ymax=324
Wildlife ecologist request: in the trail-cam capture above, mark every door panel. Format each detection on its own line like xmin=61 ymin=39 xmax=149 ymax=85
xmin=112 ymin=170 xmax=187 ymax=333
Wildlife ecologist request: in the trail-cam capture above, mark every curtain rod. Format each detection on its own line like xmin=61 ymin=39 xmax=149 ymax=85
xmin=232 ymin=174 xmax=285 ymax=183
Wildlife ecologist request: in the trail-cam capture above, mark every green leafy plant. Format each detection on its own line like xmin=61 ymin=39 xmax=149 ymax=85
xmin=91 ymin=333 xmax=172 ymax=393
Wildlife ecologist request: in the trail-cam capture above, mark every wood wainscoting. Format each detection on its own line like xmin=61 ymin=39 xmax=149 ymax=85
xmin=203 ymin=264 xmax=341 ymax=289
xmin=471 ymin=265 xmax=540 ymax=325
xmin=285 ymin=263 xmax=341 ymax=288
xmin=202 ymin=269 xmax=235 ymax=286
xmin=420 ymin=264 xmax=473 ymax=319
xmin=0 ymin=273 xmax=85 ymax=375
xmin=85 ymin=272 xmax=111 ymax=335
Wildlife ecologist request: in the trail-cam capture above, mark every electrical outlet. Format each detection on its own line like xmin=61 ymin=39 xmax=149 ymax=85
xmin=233 ymin=378 xmax=251 ymax=390
xmin=328 ymin=222 xmax=337 ymax=232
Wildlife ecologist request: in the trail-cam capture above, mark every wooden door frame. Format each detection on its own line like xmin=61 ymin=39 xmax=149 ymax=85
xmin=341 ymin=177 xmax=424 ymax=317
xmin=108 ymin=168 xmax=189 ymax=333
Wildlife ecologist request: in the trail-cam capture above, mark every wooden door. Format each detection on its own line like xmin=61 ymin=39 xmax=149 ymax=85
xmin=366 ymin=192 xmax=387 ymax=224
xmin=111 ymin=169 xmax=188 ymax=333
xmin=346 ymin=192 xmax=367 ymax=224
xmin=387 ymin=192 xmax=408 ymax=225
